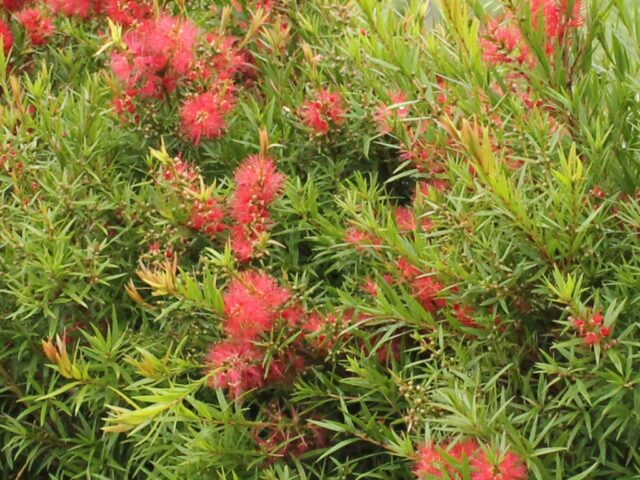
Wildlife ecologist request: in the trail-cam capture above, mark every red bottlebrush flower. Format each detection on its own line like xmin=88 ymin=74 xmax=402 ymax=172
xmin=203 ymin=33 xmax=254 ymax=83
xmin=480 ymin=18 xmax=533 ymax=67
xmin=0 ymin=20 xmax=14 ymax=56
xmin=47 ymin=0 xmax=94 ymax=19
xmin=155 ymin=14 xmax=199 ymax=75
xmin=180 ymin=90 xmax=235 ymax=144
xmin=113 ymin=92 xmax=138 ymax=121
xmin=228 ymin=154 xmax=285 ymax=261
xmin=453 ymin=303 xmax=479 ymax=328
xmin=397 ymin=206 xmax=433 ymax=232
xmin=396 ymin=207 xmax=417 ymax=232
xmin=414 ymin=443 xmax=443 ymax=478
xmin=300 ymin=89 xmax=345 ymax=135
xmin=205 ymin=340 xmax=265 ymax=398
xmin=110 ymin=15 xmax=199 ymax=97
xmin=189 ymin=198 xmax=226 ymax=238
xmin=363 ymin=277 xmax=379 ymax=297
xmin=450 ymin=439 xmax=480 ymax=463
xmin=345 ymin=226 xmax=382 ymax=250
xmin=17 ymin=8 xmax=55 ymax=46
xmin=397 ymin=257 xmax=421 ymax=280
xmin=223 ymin=271 xmax=291 ymax=341
xmin=531 ymin=0 xmax=583 ymax=54
xmin=229 ymin=225 xmax=260 ymax=262
xmin=230 ymin=154 xmax=286 ymax=225
xmin=414 ymin=440 xmax=478 ymax=479
xmin=363 ymin=275 xmax=393 ymax=297
xmin=104 ymin=0 xmax=152 ymax=27
xmin=471 ymin=449 xmax=528 ymax=480
xmin=3 ymin=0 xmax=30 ymax=11
xmin=412 ymin=275 xmax=447 ymax=313
xmin=374 ymin=90 xmax=409 ymax=134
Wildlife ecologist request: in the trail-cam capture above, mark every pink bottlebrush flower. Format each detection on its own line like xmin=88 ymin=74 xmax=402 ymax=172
xmin=189 ymin=198 xmax=226 ymax=238
xmin=532 ymin=0 xmax=583 ymax=54
xmin=205 ymin=340 xmax=265 ymax=398
xmin=281 ymin=304 xmax=306 ymax=328
xmin=104 ymin=0 xmax=152 ymax=27
xmin=363 ymin=277 xmax=379 ymax=297
xmin=480 ymin=18 xmax=533 ymax=67
xmin=0 ymin=20 xmax=14 ymax=56
xmin=396 ymin=207 xmax=417 ymax=232
xmin=300 ymin=312 xmax=345 ymax=350
xmin=345 ymin=226 xmax=382 ymax=251
xmin=228 ymin=154 xmax=285 ymax=262
xmin=230 ymin=154 xmax=286 ymax=224
xmin=414 ymin=444 xmax=445 ymax=478
xmin=471 ymin=448 xmax=528 ymax=480
xmin=450 ymin=439 xmax=480 ymax=463
xmin=229 ymin=225 xmax=261 ymax=262
xmin=396 ymin=206 xmax=433 ymax=232
xmin=110 ymin=15 xmax=199 ymax=98
xmin=414 ymin=440 xmax=478 ymax=479
xmin=223 ymin=271 xmax=291 ymax=341
xmin=203 ymin=33 xmax=254 ymax=83
xmin=453 ymin=303 xmax=479 ymax=328
xmin=3 ymin=0 xmax=30 ymax=12
xmin=412 ymin=275 xmax=447 ymax=313
xmin=363 ymin=274 xmax=394 ymax=297
xmin=300 ymin=89 xmax=345 ymax=135
xmin=395 ymin=257 xmax=446 ymax=311
xmin=159 ymin=14 xmax=199 ymax=75
xmin=374 ymin=90 xmax=409 ymax=134
xmin=47 ymin=0 xmax=94 ymax=19
xmin=397 ymin=257 xmax=421 ymax=280
xmin=180 ymin=89 xmax=235 ymax=144
xmin=17 ymin=8 xmax=55 ymax=46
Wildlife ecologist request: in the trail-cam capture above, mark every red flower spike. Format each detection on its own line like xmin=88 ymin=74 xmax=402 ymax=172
xmin=205 ymin=340 xmax=265 ymax=398
xmin=223 ymin=271 xmax=291 ymax=341
xmin=0 ymin=20 xmax=14 ymax=56
xmin=47 ymin=0 xmax=94 ymax=19
xmin=180 ymin=90 xmax=236 ymax=144
xmin=230 ymin=154 xmax=286 ymax=224
xmin=470 ymin=448 xmax=528 ymax=480
xmin=17 ymin=8 xmax=55 ymax=46
xmin=300 ymin=89 xmax=346 ymax=135
xmin=374 ymin=90 xmax=409 ymax=134
xmin=104 ymin=0 xmax=152 ymax=27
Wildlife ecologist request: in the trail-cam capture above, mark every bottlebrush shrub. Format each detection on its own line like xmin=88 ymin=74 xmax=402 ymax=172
xmin=3 ymin=0 xmax=640 ymax=479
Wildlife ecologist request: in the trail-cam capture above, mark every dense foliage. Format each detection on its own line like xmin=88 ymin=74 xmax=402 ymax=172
xmin=2 ymin=0 xmax=640 ymax=478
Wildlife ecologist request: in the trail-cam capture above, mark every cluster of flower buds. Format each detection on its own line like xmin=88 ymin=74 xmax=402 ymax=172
xmin=253 ymin=407 xmax=327 ymax=460
xmin=571 ymin=310 xmax=613 ymax=346
xmin=300 ymin=89 xmax=345 ymax=136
